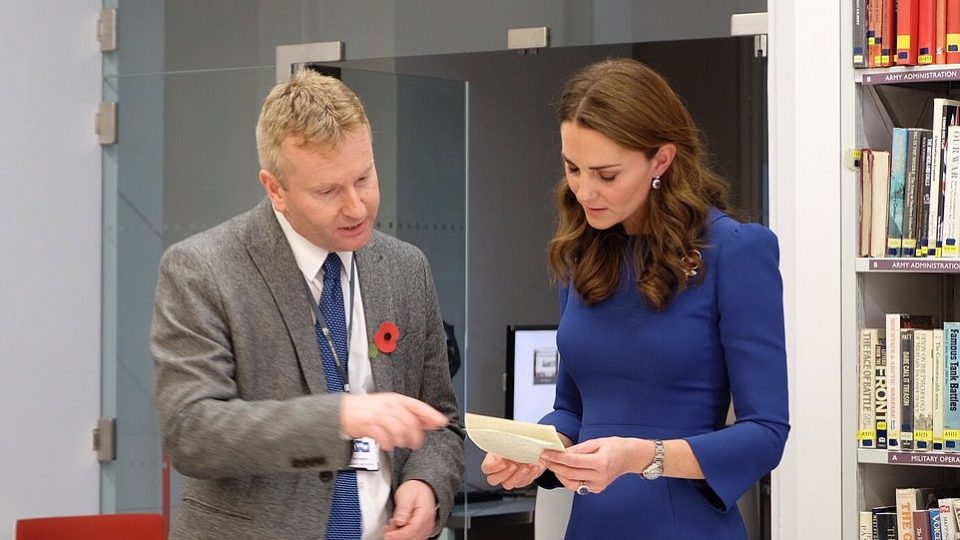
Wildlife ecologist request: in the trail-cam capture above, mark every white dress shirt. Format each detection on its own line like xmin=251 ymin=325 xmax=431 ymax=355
xmin=275 ymin=210 xmax=392 ymax=540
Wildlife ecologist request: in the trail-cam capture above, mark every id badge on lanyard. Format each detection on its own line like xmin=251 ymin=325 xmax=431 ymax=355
xmin=350 ymin=437 xmax=381 ymax=471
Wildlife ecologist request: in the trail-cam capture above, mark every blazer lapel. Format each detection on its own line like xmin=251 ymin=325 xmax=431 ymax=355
xmin=356 ymin=232 xmax=395 ymax=394
xmin=243 ymin=199 xmax=328 ymax=395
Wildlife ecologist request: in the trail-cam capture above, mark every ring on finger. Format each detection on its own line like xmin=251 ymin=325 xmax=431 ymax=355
xmin=576 ymin=480 xmax=590 ymax=495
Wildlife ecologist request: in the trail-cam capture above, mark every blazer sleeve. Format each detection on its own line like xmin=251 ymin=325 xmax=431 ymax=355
xmin=152 ymin=241 xmax=352 ymax=479
xmin=683 ymin=222 xmax=790 ymax=511
xmin=390 ymin=251 xmax=464 ymax=536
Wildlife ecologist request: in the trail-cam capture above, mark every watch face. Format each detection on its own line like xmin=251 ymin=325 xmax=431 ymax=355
xmin=641 ymin=464 xmax=663 ymax=480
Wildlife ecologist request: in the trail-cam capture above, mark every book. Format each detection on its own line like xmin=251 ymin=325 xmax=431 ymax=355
xmin=903 ymin=129 xmax=933 ymax=257
xmin=855 ymin=0 xmax=869 ymax=66
xmin=861 ymin=149 xmax=875 ymax=257
xmin=861 ymin=509 xmax=875 ymax=540
xmin=921 ymin=0 xmax=938 ymax=64
xmin=938 ymin=0 xmax=949 ymax=63
xmin=944 ymin=126 xmax=960 ymax=257
xmin=875 ymin=505 xmax=898 ymax=540
xmin=934 ymin=328 xmax=946 ymax=450
xmin=938 ymin=498 xmax=959 ymax=540
xmin=871 ymin=150 xmax=893 ymax=258
xmin=861 ymin=328 xmax=880 ymax=447
xmin=918 ymin=508 xmax=934 ymax=540
xmin=902 ymin=329 xmax=917 ymax=450
xmin=890 ymin=128 xmax=910 ymax=257
xmin=915 ymin=329 xmax=935 ymax=450
xmin=918 ymin=132 xmax=934 ymax=257
xmin=932 ymin=507 xmax=943 ymax=540
xmin=884 ymin=0 xmax=897 ymax=65
xmin=464 ymin=413 xmax=565 ymax=464
xmin=927 ymin=99 xmax=960 ymax=256
xmin=899 ymin=0 xmax=921 ymax=64
xmin=877 ymin=335 xmax=891 ymax=449
xmin=948 ymin=0 xmax=960 ymax=63
xmin=945 ymin=324 xmax=960 ymax=450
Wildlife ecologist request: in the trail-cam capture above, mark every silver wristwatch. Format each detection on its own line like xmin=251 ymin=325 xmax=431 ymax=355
xmin=641 ymin=439 xmax=664 ymax=480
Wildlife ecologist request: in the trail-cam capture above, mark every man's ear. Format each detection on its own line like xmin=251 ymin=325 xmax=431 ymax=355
xmin=259 ymin=169 xmax=284 ymax=211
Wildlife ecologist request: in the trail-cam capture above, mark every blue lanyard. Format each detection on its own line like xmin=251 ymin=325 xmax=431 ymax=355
xmin=303 ymin=253 xmax=357 ymax=392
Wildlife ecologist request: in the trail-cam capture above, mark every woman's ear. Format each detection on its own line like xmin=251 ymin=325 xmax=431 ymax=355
xmin=653 ymin=144 xmax=677 ymax=176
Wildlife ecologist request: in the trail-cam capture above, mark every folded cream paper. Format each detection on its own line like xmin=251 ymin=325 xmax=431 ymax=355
xmin=465 ymin=412 xmax=565 ymax=464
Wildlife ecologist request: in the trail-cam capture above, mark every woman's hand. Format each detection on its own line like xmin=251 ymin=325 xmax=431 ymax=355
xmin=481 ymin=453 xmax=546 ymax=490
xmin=539 ymin=437 xmax=650 ymax=494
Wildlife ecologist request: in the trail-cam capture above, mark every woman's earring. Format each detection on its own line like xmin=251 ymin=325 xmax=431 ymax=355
xmin=651 ymin=176 xmax=662 ymax=190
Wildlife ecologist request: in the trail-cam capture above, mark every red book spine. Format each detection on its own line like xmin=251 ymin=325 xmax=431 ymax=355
xmin=884 ymin=0 xmax=897 ymax=65
xmin=937 ymin=0 xmax=948 ymax=63
xmin=948 ymin=0 xmax=960 ymax=62
xmin=898 ymin=0 xmax=921 ymax=65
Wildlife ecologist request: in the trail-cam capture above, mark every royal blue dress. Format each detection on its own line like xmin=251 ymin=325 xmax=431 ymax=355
xmin=541 ymin=209 xmax=790 ymax=539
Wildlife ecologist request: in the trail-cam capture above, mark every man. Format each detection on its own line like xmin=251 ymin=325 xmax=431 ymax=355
xmin=151 ymin=70 xmax=464 ymax=540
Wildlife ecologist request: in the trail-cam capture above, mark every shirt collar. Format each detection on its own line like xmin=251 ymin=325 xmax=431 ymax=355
xmin=273 ymin=209 xmax=353 ymax=282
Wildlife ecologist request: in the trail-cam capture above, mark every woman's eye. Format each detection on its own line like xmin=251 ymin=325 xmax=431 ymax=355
xmin=565 ymin=165 xmax=579 ymax=174
xmin=599 ymin=174 xmax=617 ymax=181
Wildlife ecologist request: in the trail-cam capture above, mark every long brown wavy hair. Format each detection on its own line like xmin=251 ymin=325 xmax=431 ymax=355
xmin=547 ymin=58 xmax=731 ymax=310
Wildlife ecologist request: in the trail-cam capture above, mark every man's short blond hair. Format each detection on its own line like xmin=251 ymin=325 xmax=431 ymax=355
xmin=256 ymin=70 xmax=369 ymax=180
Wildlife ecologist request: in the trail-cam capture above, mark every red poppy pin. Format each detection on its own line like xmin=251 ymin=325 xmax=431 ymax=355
xmin=373 ymin=321 xmax=400 ymax=355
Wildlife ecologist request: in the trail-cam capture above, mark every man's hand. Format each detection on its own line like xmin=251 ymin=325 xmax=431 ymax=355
xmin=481 ymin=453 xmax=545 ymax=490
xmin=383 ymin=479 xmax=437 ymax=540
xmin=340 ymin=393 xmax=448 ymax=451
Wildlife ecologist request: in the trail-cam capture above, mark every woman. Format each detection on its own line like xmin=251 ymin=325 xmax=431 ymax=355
xmin=481 ymin=58 xmax=789 ymax=539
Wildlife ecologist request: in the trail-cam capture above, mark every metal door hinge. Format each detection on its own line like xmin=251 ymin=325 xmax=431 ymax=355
xmin=508 ymin=26 xmax=549 ymax=54
xmin=93 ymin=417 xmax=117 ymax=462
xmin=754 ymin=34 xmax=768 ymax=58
xmin=96 ymin=102 xmax=117 ymax=145
xmin=97 ymin=9 xmax=117 ymax=52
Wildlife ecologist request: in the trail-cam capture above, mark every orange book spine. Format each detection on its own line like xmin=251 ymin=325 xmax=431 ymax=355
xmin=949 ymin=0 xmax=960 ymax=63
xmin=898 ymin=0 xmax=921 ymax=65
xmin=937 ymin=0 xmax=948 ymax=63
xmin=871 ymin=0 xmax=884 ymax=66
xmin=883 ymin=0 xmax=897 ymax=65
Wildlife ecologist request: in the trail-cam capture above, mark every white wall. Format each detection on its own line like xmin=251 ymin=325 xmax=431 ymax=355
xmin=769 ymin=1 xmax=843 ymax=539
xmin=0 ymin=1 xmax=102 ymax=538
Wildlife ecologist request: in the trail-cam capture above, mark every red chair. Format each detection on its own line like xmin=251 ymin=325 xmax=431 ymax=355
xmin=16 ymin=513 xmax=164 ymax=540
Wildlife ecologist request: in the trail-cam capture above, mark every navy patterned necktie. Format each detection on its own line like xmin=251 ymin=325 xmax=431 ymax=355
xmin=316 ymin=253 xmax=362 ymax=540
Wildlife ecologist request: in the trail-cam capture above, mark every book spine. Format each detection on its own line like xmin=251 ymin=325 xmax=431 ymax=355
xmin=899 ymin=487 xmax=920 ymax=540
xmin=899 ymin=0 xmax=922 ymax=64
xmin=932 ymin=507 xmax=943 ymax=540
xmin=873 ymin=151 xmax=893 ymax=258
xmin=915 ymin=329 xmax=934 ymax=450
xmin=857 ymin=0 xmax=870 ymax=66
xmin=890 ymin=128 xmax=909 ymax=257
xmin=862 ymin=149 xmax=876 ymax=257
xmin=928 ymin=101 xmax=954 ymax=256
xmin=902 ymin=328 xmax=916 ymax=450
xmin=939 ymin=0 xmax=949 ymax=63
xmin=944 ymin=126 xmax=960 ymax=257
xmin=861 ymin=328 xmax=879 ymax=447
xmin=948 ymin=0 xmax=960 ymax=63
xmin=877 ymin=336 xmax=890 ymax=448
xmin=918 ymin=508 xmax=934 ymax=540
xmin=939 ymin=498 xmax=957 ymax=540
xmin=889 ymin=314 xmax=904 ymax=448
xmin=935 ymin=329 xmax=946 ymax=450
xmin=903 ymin=129 xmax=924 ymax=257
xmin=885 ymin=0 xmax=898 ymax=65
xmin=919 ymin=132 xmax=934 ymax=256
xmin=922 ymin=0 xmax=939 ymax=64
xmin=946 ymin=324 xmax=960 ymax=450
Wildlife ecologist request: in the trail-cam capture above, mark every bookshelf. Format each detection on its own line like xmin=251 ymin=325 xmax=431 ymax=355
xmin=845 ymin=52 xmax=960 ymax=538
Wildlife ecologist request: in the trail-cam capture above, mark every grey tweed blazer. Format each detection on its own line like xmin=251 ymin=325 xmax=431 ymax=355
xmin=151 ymin=198 xmax=464 ymax=539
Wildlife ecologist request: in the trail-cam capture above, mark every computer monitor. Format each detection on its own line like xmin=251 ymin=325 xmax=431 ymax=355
xmin=505 ymin=325 xmax=559 ymax=424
